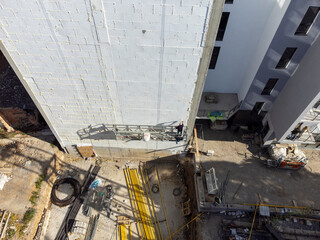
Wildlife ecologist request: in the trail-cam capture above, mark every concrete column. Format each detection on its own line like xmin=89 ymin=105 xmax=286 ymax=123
xmin=187 ymin=0 xmax=225 ymax=139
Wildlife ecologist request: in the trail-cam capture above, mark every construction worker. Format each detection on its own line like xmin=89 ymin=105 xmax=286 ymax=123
xmin=176 ymin=121 xmax=184 ymax=136
xmin=175 ymin=121 xmax=184 ymax=144
xmin=287 ymin=123 xmax=303 ymax=140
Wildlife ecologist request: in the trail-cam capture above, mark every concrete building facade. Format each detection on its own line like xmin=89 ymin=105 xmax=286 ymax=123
xmin=0 ymin=0 xmax=223 ymax=155
xmin=203 ymin=0 xmax=320 ymax=147
xmin=1 ymin=0 xmax=319 ymax=153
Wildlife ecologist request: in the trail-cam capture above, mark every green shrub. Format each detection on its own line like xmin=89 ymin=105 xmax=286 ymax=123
xmin=23 ymin=208 xmax=35 ymax=224
xmin=29 ymin=191 xmax=39 ymax=205
xmin=35 ymin=175 xmax=45 ymax=189
xmin=7 ymin=229 xmax=15 ymax=238
xmin=19 ymin=224 xmax=27 ymax=236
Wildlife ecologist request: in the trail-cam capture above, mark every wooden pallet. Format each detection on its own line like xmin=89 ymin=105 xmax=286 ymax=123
xmin=117 ymin=216 xmax=131 ymax=225
xmin=76 ymin=146 xmax=95 ymax=158
xmin=182 ymin=201 xmax=191 ymax=216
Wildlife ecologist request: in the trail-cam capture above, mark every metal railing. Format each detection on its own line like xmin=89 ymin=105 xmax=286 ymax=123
xmin=286 ymin=129 xmax=315 ymax=144
xmin=302 ymin=108 xmax=320 ymax=122
xmin=196 ymin=101 xmax=242 ymax=120
xmin=226 ymin=100 xmax=242 ymax=120
xmin=77 ymin=124 xmax=187 ymax=141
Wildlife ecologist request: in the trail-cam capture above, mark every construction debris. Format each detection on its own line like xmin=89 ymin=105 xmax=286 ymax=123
xmin=0 ymin=113 xmax=14 ymax=132
xmin=76 ymin=145 xmax=96 ymax=158
xmin=220 ymin=208 xmax=320 ymax=240
xmin=0 ymin=174 xmax=10 ymax=191
xmin=0 ymin=167 xmax=12 ymax=174
xmin=55 ymin=165 xmax=100 ymax=240
xmin=0 ymin=210 xmax=11 ymax=239
xmin=182 ymin=200 xmax=191 ymax=217
xmin=71 ymin=220 xmax=87 ymax=235
xmin=84 ymin=214 xmax=100 ymax=240
xmin=205 ymin=168 xmax=219 ymax=195
xmin=33 ymin=208 xmax=47 ymax=240
xmin=51 ymin=178 xmax=81 ymax=207
xmin=206 ymin=150 xmax=214 ymax=156
xmin=267 ymin=144 xmax=308 ymax=169
xmin=117 ymin=216 xmax=131 ymax=225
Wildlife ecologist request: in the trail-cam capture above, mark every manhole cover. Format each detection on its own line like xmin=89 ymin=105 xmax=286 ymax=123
xmin=173 ymin=187 xmax=181 ymax=196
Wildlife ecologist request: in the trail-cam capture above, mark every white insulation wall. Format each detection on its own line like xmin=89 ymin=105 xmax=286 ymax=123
xmin=0 ymin=0 xmax=214 ymax=149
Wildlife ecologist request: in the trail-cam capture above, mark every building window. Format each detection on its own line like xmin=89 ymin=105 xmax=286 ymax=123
xmin=261 ymin=78 xmax=278 ymax=95
xmin=262 ymin=122 xmax=270 ymax=138
xmin=295 ymin=6 xmax=320 ymax=35
xmin=225 ymin=0 xmax=234 ymax=4
xmin=216 ymin=12 xmax=230 ymax=41
xmin=275 ymin=47 xmax=297 ymax=69
xmin=314 ymin=100 xmax=320 ymax=109
xmin=252 ymin=102 xmax=264 ymax=114
xmin=209 ymin=47 xmax=220 ymax=69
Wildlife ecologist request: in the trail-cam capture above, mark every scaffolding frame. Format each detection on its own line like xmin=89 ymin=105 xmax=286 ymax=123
xmin=77 ymin=124 xmax=187 ymax=142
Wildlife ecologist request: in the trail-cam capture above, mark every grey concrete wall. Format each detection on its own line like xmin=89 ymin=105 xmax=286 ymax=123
xmin=204 ymin=0 xmax=291 ymax=94
xmin=187 ymin=0 xmax=224 ymax=138
xmin=241 ymin=0 xmax=320 ymax=111
xmin=267 ymin=32 xmax=320 ymax=141
xmin=0 ymin=0 xmax=216 ymax=151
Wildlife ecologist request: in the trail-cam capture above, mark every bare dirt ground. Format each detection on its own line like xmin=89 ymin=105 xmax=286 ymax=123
xmin=194 ymin=124 xmax=320 ymax=240
xmin=0 ymin=130 xmax=60 ymax=240
xmin=0 ymin=133 xmax=56 ymax=214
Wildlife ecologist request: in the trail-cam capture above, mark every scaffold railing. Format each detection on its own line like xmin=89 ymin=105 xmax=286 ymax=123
xmin=77 ymin=124 xmax=187 ymax=141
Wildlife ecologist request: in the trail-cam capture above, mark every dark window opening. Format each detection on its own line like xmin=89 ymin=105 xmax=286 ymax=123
xmin=209 ymin=47 xmax=220 ymax=69
xmin=262 ymin=123 xmax=270 ymax=138
xmin=0 ymin=50 xmax=50 ymax=133
xmin=225 ymin=0 xmax=234 ymax=4
xmin=261 ymin=78 xmax=278 ymax=95
xmin=314 ymin=100 xmax=320 ymax=109
xmin=295 ymin=6 xmax=320 ymax=35
xmin=216 ymin=12 xmax=230 ymax=41
xmin=276 ymin=47 xmax=297 ymax=69
xmin=252 ymin=102 xmax=264 ymax=114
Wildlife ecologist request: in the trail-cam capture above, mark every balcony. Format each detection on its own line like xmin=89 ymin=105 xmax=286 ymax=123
xmin=283 ymin=131 xmax=315 ymax=144
xmin=302 ymin=108 xmax=320 ymax=122
xmin=197 ymin=92 xmax=239 ymax=120
xmin=284 ymin=123 xmax=320 ymax=145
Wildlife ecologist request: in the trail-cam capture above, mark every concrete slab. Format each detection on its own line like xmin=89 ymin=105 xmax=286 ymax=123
xmin=197 ymin=92 xmax=239 ymax=118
